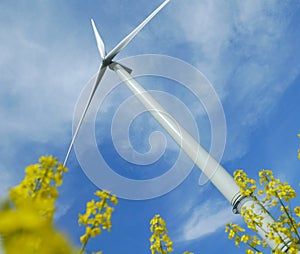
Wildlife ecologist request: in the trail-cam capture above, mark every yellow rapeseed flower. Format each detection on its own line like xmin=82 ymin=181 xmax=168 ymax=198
xmin=0 ymin=198 xmax=74 ymax=254
xmin=9 ymin=156 xmax=67 ymax=221
xmin=230 ymin=167 xmax=300 ymax=254
xmin=234 ymin=170 xmax=256 ymax=196
xmin=294 ymin=206 xmax=300 ymax=217
xmin=78 ymin=189 xmax=118 ymax=254
xmin=149 ymin=214 xmax=173 ymax=254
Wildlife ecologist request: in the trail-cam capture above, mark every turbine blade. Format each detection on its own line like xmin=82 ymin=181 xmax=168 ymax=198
xmin=91 ymin=19 xmax=106 ymax=59
xmin=63 ymin=65 xmax=107 ymax=166
xmin=105 ymin=0 xmax=170 ymax=62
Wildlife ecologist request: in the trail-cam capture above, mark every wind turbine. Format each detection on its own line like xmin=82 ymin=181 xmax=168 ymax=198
xmin=63 ymin=0 xmax=170 ymax=166
xmin=64 ymin=1 xmax=295 ymax=252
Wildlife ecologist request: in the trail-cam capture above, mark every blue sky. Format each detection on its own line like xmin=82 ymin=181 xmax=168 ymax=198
xmin=1 ymin=0 xmax=300 ymax=253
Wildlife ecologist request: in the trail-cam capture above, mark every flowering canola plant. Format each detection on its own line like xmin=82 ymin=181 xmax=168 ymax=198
xmin=0 ymin=156 xmax=74 ymax=253
xmin=225 ymin=134 xmax=300 ymax=253
xmin=78 ymin=190 xmax=118 ymax=254
xmin=149 ymin=214 xmax=174 ymax=254
xmin=0 ymin=156 xmax=118 ymax=254
xmin=226 ymin=168 xmax=300 ymax=253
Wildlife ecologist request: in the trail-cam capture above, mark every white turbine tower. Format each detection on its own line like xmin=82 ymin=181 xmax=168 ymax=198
xmin=64 ymin=1 xmax=295 ymax=252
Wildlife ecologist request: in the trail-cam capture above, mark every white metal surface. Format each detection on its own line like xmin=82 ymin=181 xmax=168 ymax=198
xmin=111 ymin=62 xmax=240 ymax=203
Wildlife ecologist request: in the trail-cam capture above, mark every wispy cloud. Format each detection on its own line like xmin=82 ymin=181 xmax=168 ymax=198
xmin=164 ymin=0 xmax=300 ymax=161
xmin=54 ymin=199 xmax=74 ymax=220
xmin=178 ymin=199 xmax=239 ymax=241
xmin=0 ymin=2 xmax=101 ymax=168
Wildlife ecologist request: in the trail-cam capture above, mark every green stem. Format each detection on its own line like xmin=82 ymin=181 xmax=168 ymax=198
xmin=246 ymin=242 xmax=261 ymax=253
xmin=79 ymin=236 xmax=90 ymax=254
xmin=275 ymin=192 xmax=300 ymax=240
xmin=261 ymin=179 xmax=291 ymax=248
xmin=228 ymin=227 xmax=262 ymax=253
xmin=79 ymin=197 xmax=108 ymax=254
xmin=33 ymin=167 xmax=50 ymax=193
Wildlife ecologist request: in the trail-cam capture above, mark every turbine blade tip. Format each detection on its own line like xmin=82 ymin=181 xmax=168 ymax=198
xmin=91 ymin=19 xmax=106 ymax=59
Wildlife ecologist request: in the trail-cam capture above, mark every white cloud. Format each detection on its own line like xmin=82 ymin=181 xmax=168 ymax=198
xmin=179 ymin=199 xmax=239 ymax=241
xmin=0 ymin=3 xmax=102 ymax=166
xmin=165 ymin=0 xmax=300 ymax=162
xmin=54 ymin=199 xmax=74 ymax=220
